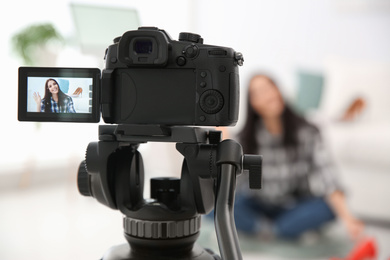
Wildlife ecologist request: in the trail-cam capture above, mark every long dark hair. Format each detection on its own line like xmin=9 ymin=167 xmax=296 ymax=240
xmin=42 ymin=78 xmax=68 ymax=113
xmin=238 ymin=74 xmax=314 ymax=154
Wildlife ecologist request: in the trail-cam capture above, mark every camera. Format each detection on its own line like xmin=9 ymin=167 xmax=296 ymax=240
xmin=18 ymin=27 xmax=244 ymax=126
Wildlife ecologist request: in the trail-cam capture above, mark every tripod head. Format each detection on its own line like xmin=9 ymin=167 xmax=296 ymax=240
xmin=77 ymin=124 xmax=262 ymax=260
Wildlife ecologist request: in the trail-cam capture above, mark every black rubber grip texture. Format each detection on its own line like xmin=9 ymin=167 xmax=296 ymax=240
xmin=77 ymin=161 xmax=92 ymax=196
xmin=124 ymin=216 xmax=201 ymax=239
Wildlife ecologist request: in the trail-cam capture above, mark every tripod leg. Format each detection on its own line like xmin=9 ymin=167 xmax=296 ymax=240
xmin=214 ymin=164 xmax=242 ymax=260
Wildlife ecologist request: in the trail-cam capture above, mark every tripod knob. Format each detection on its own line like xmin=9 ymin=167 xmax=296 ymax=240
xmin=77 ymin=161 xmax=92 ymax=197
xmin=150 ymin=177 xmax=180 ymax=210
xmin=243 ymin=155 xmax=263 ymax=189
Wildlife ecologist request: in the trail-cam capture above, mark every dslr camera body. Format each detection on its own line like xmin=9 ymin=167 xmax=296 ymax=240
xmin=18 ymin=27 xmax=244 ymax=126
xmin=102 ymin=26 xmax=243 ymax=126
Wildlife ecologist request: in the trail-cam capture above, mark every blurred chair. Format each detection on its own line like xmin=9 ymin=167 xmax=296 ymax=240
xmin=294 ymin=71 xmax=324 ymax=115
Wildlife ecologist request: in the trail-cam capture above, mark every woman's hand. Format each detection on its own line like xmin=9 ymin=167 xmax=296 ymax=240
xmin=327 ymin=190 xmax=365 ymax=241
xmin=342 ymin=215 xmax=365 ymax=241
xmin=33 ymin=92 xmax=42 ymax=105
xmin=33 ymin=92 xmax=42 ymax=112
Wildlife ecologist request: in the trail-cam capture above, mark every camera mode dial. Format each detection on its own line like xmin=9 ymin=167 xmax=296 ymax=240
xmin=179 ymin=32 xmax=203 ymax=44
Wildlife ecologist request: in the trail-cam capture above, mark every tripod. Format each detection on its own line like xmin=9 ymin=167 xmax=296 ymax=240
xmin=77 ymin=124 xmax=262 ymax=260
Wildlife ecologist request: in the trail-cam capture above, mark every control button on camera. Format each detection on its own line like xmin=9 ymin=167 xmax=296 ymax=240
xmin=176 ymin=56 xmax=186 ymax=66
xmin=183 ymin=45 xmax=199 ymax=58
xmin=200 ymin=72 xmax=207 ymax=78
xmin=219 ymin=66 xmax=226 ymax=72
xmin=200 ymin=82 xmax=207 ymax=88
xmin=200 ymin=90 xmax=224 ymax=114
xmin=199 ymin=115 xmax=206 ymax=122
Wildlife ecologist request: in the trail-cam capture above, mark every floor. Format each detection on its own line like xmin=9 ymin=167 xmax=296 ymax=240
xmin=1 ymin=174 xmax=389 ymax=260
xmin=198 ymin=219 xmax=390 ymax=260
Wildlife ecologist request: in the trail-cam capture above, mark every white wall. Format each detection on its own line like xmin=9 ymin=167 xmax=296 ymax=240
xmin=193 ymin=0 xmax=390 ymax=103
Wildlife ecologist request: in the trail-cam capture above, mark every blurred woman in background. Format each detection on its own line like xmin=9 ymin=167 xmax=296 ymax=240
xmin=234 ymin=73 xmax=364 ymax=240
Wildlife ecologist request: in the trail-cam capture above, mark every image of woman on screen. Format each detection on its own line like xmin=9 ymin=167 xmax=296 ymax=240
xmin=32 ymin=78 xmax=76 ymax=113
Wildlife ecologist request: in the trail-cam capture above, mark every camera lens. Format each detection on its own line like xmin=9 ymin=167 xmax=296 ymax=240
xmin=134 ymin=40 xmax=153 ymax=54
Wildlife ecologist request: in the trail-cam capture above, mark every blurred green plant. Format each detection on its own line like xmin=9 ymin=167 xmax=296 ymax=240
xmin=11 ymin=23 xmax=64 ymax=65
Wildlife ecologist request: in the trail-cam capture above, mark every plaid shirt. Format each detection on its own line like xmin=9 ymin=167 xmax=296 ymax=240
xmin=237 ymin=123 xmax=343 ymax=206
xmin=40 ymin=96 xmax=76 ymax=113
